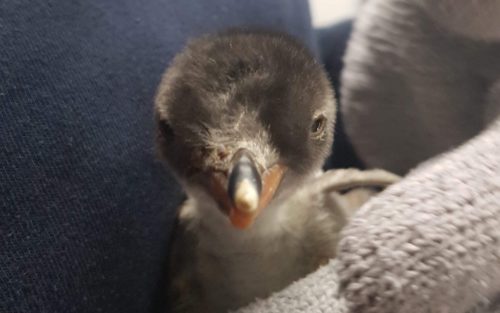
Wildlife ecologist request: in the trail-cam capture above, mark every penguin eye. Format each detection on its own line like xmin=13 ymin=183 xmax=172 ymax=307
xmin=159 ymin=120 xmax=175 ymax=140
xmin=310 ymin=115 xmax=326 ymax=136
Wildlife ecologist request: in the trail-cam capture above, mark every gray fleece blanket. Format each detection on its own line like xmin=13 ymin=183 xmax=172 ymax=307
xmin=237 ymin=0 xmax=500 ymax=312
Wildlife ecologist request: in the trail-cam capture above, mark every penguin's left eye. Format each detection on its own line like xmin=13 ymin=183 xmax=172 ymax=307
xmin=159 ymin=120 xmax=175 ymax=141
xmin=310 ymin=115 xmax=326 ymax=136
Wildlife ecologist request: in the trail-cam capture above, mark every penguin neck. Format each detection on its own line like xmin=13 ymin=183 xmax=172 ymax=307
xmin=186 ymin=169 xmax=323 ymax=246
xmin=189 ymin=193 xmax=293 ymax=244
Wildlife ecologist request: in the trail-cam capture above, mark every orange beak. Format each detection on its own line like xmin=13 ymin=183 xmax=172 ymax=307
xmin=208 ymin=151 xmax=287 ymax=230
xmin=228 ymin=163 xmax=287 ymax=229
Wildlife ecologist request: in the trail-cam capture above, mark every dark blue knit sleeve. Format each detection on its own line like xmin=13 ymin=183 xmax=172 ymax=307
xmin=0 ymin=1 xmax=315 ymax=312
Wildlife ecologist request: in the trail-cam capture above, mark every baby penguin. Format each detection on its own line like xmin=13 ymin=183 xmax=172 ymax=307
xmin=155 ymin=30 xmax=399 ymax=313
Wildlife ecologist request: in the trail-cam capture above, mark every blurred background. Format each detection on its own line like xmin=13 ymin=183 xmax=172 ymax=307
xmin=309 ymin=0 xmax=360 ymax=27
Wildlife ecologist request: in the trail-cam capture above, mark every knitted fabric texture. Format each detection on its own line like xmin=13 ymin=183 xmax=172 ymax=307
xmin=337 ymin=117 xmax=500 ymax=313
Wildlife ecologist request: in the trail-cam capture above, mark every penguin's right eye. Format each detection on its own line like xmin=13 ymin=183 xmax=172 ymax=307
xmin=310 ymin=115 xmax=326 ymax=136
xmin=159 ymin=121 xmax=175 ymax=140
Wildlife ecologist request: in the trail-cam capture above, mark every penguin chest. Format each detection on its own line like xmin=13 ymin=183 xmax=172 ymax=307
xmin=196 ymin=231 xmax=322 ymax=312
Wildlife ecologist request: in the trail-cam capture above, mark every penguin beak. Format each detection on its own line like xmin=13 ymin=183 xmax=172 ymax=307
xmin=228 ymin=149 xmax=262 ymax=218
xmin=208 ymin=149 xmax=287 ymax=230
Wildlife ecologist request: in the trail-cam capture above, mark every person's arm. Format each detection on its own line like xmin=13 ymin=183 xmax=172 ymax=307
xmin=0 ymin=1 xmax=316 ymax=312
xmin=337 ymin=117 xmax=500 ymax=313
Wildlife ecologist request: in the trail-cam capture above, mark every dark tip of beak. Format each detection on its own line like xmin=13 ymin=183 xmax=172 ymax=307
xmin=227 ymin=149 xmax=262 ymax=212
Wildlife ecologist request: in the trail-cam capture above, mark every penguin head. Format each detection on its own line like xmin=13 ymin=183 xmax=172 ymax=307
xmin=155 ymin=30 xmax=335 ymax=229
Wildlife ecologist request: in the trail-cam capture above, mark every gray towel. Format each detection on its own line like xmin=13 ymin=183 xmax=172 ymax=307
xmin=237 ymin=0 xmax=500 ymax=312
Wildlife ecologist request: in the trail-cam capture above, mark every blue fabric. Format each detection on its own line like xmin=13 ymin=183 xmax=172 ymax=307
xmin=0 ymin=1 xmax=314 ymax=312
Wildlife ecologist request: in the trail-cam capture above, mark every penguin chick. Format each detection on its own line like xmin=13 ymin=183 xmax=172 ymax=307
xmin=154 ymin=30 xmax=399 ymax=313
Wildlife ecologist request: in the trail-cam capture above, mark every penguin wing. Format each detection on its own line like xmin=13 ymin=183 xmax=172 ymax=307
xmin=309 ymin=168 xmax=401 ymax=219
